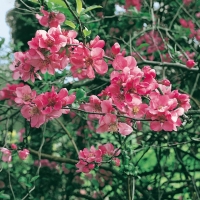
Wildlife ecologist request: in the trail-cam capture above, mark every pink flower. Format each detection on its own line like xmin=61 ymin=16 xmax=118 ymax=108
xmin=0 ymin=83 xmax=24 ymax=102
xmin=21 ymin=97 xmax=46 ymax=128
xmin=82 ymin=95 xmax=113 ymax=119
xmin=76 ymin=146 xmax=102 ymax=173
xmin=18 ymin=149 xmax=29 ymax=160
xmin=96 ymin=113 xmax=133 ymax=136
xmin=186 ymin=59 xmax=195 ymax=68
xmin=0 ymin=148 xmax=12 ymax=162
xmin=38 ymin=26 xmax=67 ymax=53
xmin=36 ymin=7 xmax=65 ymax=28
xmin=89 ymin=36 xmax=105 ymax=48
xmin=98 ymin=143 xmax=121 ymax=157
xmin=111 ymin=42 xmax=120 ymax=55
xmin=70 ymin=46 xmax=108 ymax=79
xmin=39 ymin=87 xmax=76 ymax=119
xmin=9 ymin=51 xmax=41 ymax=82
xmin=15 ymin=85 xmax=37 ymax=105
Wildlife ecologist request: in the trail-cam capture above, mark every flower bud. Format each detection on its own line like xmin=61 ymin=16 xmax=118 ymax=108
xmin=10 ymin=144 xmax=17 ymax=150
xmin=111 ymin=43 xmax=120 ymax=55
xmin=186 ymin=59 xmax=195 ymax=68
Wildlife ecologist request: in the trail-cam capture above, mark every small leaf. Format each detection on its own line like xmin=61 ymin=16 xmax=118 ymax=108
xmin=30 ymin=175 xmax=39 ymax=183
xmin=83 ymin=29 xmax=91 ymax=37
xmin=48 ymin=0 xmax=66 ymax=7
xmin=76 ymin=0 xmax=82 ymax=15
xmin=76 ymin=89 xmax=86 ymax=100
xmin=81 ymin=5 xmax=102 ymax=15
xmin=65 ymin=20 xmax=76 ymax=29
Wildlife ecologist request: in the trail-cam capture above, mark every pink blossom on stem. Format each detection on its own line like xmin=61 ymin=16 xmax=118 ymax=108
xmin=21 ymin=97 xmax=46 ymax=128
xmin=89 ymin=36 xmax=105 ymax=48
xmin=36 ymin=7 xmax=65 ymax=28
xmin=0 ymin=148 xmax=12 ymax=162
xmin=15 ymin=85 xmax=37 ymax=105
xmin=18 ymin=149 xmax=29 ymax=160
xmin=96 ymin=113 xmax=133 ymax=135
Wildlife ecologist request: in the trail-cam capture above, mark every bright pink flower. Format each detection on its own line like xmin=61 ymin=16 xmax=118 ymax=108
xmin=169 ymin=90 xmax=191 ymax=112
xmin=82 ymin=95 xmax=113 ymax=119
xmin=38 ymin=87 xmax=76 ymax=119
xmin=62 ymin=30 xmax=79 ymax=44
xmin=0 ymin=148 xmax=12 ymax=162
xmin=111 ymin=43 xmax=120 ymax=55
xmin=38 ymin=26 xmax=67 ymax=53
xmin=9 ymin=51 xmax=41 ymax=82
xmin=29 ymin=53 xmax=64 ymax=75
xmin=18 ymin=149 xmax=29 ymax=160
xmin=186 ymin=59 xmax=195 ymax=68
xmin=149 ymin=112 xmax=182 ymax=131
xmin=96 ymin=113 xmax=133 ymax=135
xmin=112 ymin=55 xmax=127 ymax=70
xmin=79 ymin=146 xmax=102 ymax=163
xmin=36 ymin=7 xmax=65 ymax=28
xmin=76 ymin=146 xmax=102 ymax=173
xmin=98 ymin=143 xmax=121 ymax=157
xmin=89 ymin=36 xmax=105 ymax=48
xmin=70 ymin=46 xmax=108 ymax=79
xmin=127 ymin=103 xmax=148 ymax=119
xmin=15 ymin=85 xmax=37 ymax=105
xmin=21 ymin=97 xmax=46 ymax=128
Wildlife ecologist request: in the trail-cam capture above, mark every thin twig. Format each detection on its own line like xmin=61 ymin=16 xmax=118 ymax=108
xmin=190 ymin=73 xmax=200 ymax=97
xmin=55 ymin=118 xmax=79 ymax=155
xmin=8 ymin=170 xmax=16 ymax=200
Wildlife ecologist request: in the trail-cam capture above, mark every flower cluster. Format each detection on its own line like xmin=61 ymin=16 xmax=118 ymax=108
xmin=76 ymin=143 xmax=120 ymax=173
xmin=81 ymin=44 xmax=191 ymax=132
xmin=0 ymin=146 xmax=29 ymax=163
xmin=179 ymin=18 xmax=200 ymax=40
xmin=10 ymin=9 xmax=108 ymax=83
xmin=36 ymin=7 xmax=66 ymax=28
xmin=0 ymin=84 xmax=75 ymax=127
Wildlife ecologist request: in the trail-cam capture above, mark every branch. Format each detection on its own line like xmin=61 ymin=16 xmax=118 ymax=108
xmin=29 ymin=148 xmax=77 ymax=164
xmin=55 ymin=118 xmax=79 ymax=156
xmin=137 ymin=60 xmax=199 ymax=71
xmin=62 ymin=0 xmax=86 ymax=44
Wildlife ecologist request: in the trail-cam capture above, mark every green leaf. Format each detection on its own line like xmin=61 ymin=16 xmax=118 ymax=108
xmin=47 ymin=0 xmax=66 ymax=7
xmin=83 ymin=29 xmax=91 ymax=37
xmin=75 ymin=89 xmax=86 ymax=100
xmin=65 ymin=20 xmax=76 ymax=29
xmin=76 ymin=0 xmax=82 ymax=15
xmin=81 ymin=5 xmax=102 ymax=15
xmin=0 ymin=193 xmax=10 ymax=199
xmin=30 ymin=175 xmax=40 ymax=183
